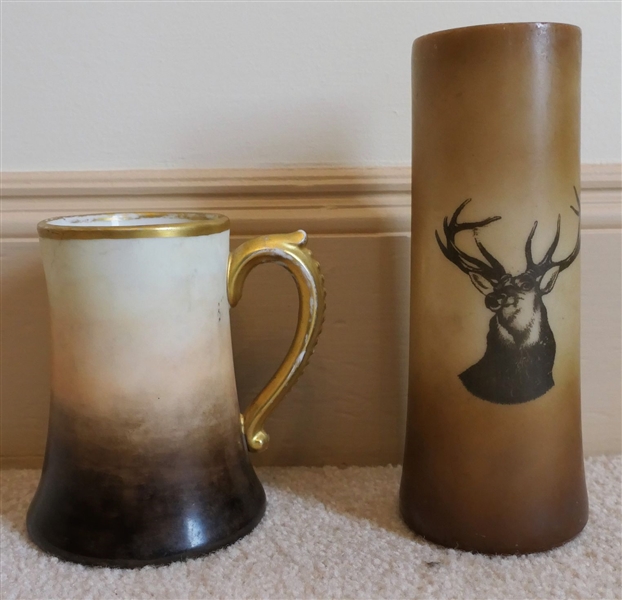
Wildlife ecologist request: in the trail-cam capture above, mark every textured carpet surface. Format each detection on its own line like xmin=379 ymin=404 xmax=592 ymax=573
xmin=1 ymin=456 xmax=620 ymax=600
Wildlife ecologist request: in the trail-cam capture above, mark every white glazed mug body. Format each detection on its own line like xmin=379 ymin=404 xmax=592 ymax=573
xmin=27 ymin=213 xmax=265 ymax=567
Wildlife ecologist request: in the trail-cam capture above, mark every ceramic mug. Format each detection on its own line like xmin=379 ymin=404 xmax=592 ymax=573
xmin=27 ymin=213 xmax=325 ymax=567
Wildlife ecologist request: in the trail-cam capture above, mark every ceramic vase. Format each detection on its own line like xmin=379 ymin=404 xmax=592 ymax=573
xmin=400 ymin=23 xmax=588 ymax=554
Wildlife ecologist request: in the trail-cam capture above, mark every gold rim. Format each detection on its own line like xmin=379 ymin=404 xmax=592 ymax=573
xmin=37 ymin=212 xmax=230 ymax=240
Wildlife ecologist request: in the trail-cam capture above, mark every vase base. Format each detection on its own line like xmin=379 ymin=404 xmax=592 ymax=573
xmin=399 ymin=503 xmax=589 ymax=556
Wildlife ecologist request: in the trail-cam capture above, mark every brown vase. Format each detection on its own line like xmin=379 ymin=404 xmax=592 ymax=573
xmin=399 ymin=22 xmax=588 ymax=554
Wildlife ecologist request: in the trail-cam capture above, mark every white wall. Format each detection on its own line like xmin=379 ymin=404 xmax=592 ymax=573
xmin=2 ymin=2 xmax=621 ymax=171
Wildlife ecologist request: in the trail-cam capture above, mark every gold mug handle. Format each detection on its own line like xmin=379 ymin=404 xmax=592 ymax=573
xmin=227 ymin=230 xmax=326 ymax=452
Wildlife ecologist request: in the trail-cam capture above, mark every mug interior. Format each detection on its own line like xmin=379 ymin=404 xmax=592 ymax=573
xmin=47 ymin=213 xmax=218 ymax=227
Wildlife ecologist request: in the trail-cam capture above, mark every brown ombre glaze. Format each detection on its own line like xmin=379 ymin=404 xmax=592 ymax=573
xmin=400 ymin=23 xmax=588 ymax=554
xmin=28 ymin=401 xmax=265 ymax=567
xmin=28 ymin=217 xmax=326 ymax=567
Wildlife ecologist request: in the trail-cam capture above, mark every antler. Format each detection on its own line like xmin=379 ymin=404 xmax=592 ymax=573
xmin=436 ymin=198 xmax=506 ymax=282
xmin=525 ymin=187 xmax=581 ymax=277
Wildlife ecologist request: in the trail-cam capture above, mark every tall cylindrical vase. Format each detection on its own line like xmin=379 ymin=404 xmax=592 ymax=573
xmin=400 ymin=23 xmax=588 ymax=554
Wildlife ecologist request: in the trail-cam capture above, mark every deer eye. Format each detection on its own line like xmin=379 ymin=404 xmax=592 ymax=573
xmin=519 ymin=280 xmax=534 ymax=291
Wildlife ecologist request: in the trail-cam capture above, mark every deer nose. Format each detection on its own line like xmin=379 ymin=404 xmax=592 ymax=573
xmin=486 ymin=290 xmax=518 ymax=311
xmin=485 ymin=293 xmax=505 ymax=311
xmin=507 ymin=295 xmax=518 ymax=305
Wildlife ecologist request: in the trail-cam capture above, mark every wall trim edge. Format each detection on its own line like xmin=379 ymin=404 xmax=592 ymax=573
xmin=1 ymin=164 xmax=620 ymax=238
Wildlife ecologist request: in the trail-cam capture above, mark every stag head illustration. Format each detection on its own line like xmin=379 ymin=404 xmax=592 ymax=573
xmin=436 ymin=189 xmax=581 ymax=404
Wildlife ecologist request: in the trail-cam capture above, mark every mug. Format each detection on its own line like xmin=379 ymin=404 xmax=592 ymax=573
xmin=400 ymin=23 xmax=588 ymax=554
xmin=27 ymin=213 xmax=325 ymax=567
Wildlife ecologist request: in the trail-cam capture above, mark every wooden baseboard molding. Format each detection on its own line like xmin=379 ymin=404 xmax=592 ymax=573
xmin=2 ymin=164 xmax=621 ymax=238
xmin=1 ymin=164 xmax=620 ymax=467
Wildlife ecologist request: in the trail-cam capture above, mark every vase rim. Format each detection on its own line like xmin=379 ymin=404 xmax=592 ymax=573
xmin=414 ymin=21 xmax=581 ymax=46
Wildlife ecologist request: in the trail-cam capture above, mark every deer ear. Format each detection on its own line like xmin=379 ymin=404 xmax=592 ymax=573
xmin=468 ymin=272 xmax=495 ymax=295
xmin=539 ymin=267 xmax=561 ymax=295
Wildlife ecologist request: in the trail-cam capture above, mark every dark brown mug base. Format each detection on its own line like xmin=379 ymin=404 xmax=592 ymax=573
xmin=26 ymin=404 xmax=268 ymax=568
xmin=27 ymin=500 xmax=266 ymax=568
xmin=27 ymin=472 xmax=266 ymax=569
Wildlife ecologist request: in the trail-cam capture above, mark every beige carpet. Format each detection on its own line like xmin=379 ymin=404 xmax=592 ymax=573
xmin=1 ymin=456 xmax=620 ymax=600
